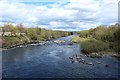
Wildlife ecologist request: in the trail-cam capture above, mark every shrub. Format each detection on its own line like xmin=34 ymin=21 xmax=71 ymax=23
xmin=80 ymin=39 xmax=109 ymax=54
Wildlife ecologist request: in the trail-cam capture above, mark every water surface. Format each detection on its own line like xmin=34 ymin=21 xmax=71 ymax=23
xmin=2 ymin=36 xmax=120 ymax=78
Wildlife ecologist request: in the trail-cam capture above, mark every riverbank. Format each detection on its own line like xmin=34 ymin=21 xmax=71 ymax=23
xmin=1 ymin=38 xmax=70 ymax=51
xmin=71 ymin=35 xmax=120 ymax=60
xmin=1 ymin=23 xmax=72 ymax=50
xmin=1 ymin=40 xmax=47 ymax=51
xmin=70 ymin=24 xmax=120 ymax=59
xmin=2 ymin=35 xmax=71 ymax=50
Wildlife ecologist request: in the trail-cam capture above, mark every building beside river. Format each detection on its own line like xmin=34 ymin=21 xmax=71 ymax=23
xmin=0 ymin=27 xmax=25 ymax=37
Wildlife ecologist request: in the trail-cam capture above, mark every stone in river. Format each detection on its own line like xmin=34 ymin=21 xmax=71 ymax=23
xmin=69 ymin=57 xmax=73 ymax=59
xmin=81 ymin=60 xmax=85 ymax=64
xmin=96 ymin=61 xmax=101 ymax=64
xmin=86 ymin=55 xmax=89 ymax=57
xmin=68 ymin=42 xmax=74 ymax=45
xmin=76 ymin=56 xmax=80 ymax=59
xmin=88 ymin=62 xmax=93 ymax=65
xmin=104 ymin=64 xmax=109 ymax=67
xmin=74 ymin=60 xmax=78 ymax=63
xmin=78 ymin=60 xmax=81 ymax=63
xmin=71 ymin=60 xmax=74 ymax=63
xmin=81 ymin=58 xmax=85 ymax=61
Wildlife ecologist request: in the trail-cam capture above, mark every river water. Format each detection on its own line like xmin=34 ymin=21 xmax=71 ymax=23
xmin=2 ymin=36 xmax=120 ymax=78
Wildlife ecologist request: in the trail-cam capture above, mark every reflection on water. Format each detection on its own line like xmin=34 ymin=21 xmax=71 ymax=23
xmin=2 ymin=36 xmax=120 ymax=78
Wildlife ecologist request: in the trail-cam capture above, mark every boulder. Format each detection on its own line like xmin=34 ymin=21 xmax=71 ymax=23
xmin=90 ymin=53 xmax=102 ymax=58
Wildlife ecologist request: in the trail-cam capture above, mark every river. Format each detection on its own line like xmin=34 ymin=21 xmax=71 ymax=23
xmin=2 ymin=36 xmax=120 ymax=78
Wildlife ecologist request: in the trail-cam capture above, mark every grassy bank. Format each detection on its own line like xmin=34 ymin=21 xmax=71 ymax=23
xmin=1 ymin=23 xmax=72 ymax=49
xmin=71 ymin=23 xmax=120 ymax=55
xmin=71 ymin=36 xmax=109 ymax=54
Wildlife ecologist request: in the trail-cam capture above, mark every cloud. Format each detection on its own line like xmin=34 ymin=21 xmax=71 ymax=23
xmin=0 ymin=0 xmax=119 ymax=31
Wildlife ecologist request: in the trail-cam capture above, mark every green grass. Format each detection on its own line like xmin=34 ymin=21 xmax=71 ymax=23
xmin=71 ymin=36 xmax=109 ymax=54
xmin=71 ymin=36 xmax=91 ymax=43
xmin=2 ymin=35 xmax=29 ymax=48
xmin=80 ymin=39 xmax=109 ymax=54
xmin=2 ymin=36 xmax=20 ymax=48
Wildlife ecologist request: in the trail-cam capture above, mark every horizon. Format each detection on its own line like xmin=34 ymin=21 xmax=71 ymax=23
xmin=0 ymin=0 xmax=119 ymax=31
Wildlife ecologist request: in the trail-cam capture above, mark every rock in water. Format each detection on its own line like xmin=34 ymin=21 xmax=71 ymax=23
xmin=104 ymin=64 xmax=109 ymax=67
xmin=78 ymin=60 xmax=81 ymax=63
xmin=81 ymin=60 xmax=85 ymax=64
xmin=71 ymin=60 xmax=74 ymax=63
xmin=68 ymin=42 xmax=74 ymax=45
xmin=76 ymin=56 xmax=80 ymax=59
xmin=81 ymin=58 xmax=85 ymax=61
xmin=96 ymin=61 xmax=101 ymax=64
xmin=74 ymin=60 xmax=78 ymax=63
xmin=90 ymin=53 xmax=96 ymax=58
xmin=69 ymin=57 xmax=73 ymax=59
xmin=86 ymin=55 xmax=89 ymax=57
xmin=88 ymin=62 xmax=93 ymax=65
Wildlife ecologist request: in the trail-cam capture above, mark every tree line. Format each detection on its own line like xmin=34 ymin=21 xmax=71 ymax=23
xmin=1 ymin=23 xmax=72 ymax=48
xmin=72 ymin=23 xmax=120 ymax=54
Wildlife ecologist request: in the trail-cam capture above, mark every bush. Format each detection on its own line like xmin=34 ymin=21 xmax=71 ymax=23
xmin=72 ymin=24 xmax=119 ymax=54
xmin=2 ymin=23 xmax=71 ymax=48
xmin=80 ymin=39 xmax=109 ymax=54
xmin=2 ymin=36 xmax=19 ymax=48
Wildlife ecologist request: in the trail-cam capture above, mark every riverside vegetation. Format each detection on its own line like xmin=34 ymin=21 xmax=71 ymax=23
xmin=1 ymin=23 xmax=72 ymax=49
xmin=71 ymin=23 xmax=120 ymax=58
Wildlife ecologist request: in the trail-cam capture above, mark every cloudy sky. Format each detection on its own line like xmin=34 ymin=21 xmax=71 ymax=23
xmin=0 ymin=0 xmax=119 ymax=31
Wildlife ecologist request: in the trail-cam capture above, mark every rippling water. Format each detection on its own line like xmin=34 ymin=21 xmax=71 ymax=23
xmin=2 ymin=36 xmax=120 ymax=78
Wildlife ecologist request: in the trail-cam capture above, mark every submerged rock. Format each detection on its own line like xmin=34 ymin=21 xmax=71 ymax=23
xmin=74 ymin=60 xmax=78 ymax=63
xmin=96 ymin=61 xmax=101 ymax=64
xmin=69 ymin=57 xmax=73 ymax=59
xmin=81 ymin=60 xmax=85 ymax=64
xmin=81 ymin=58 xmax=85 ymax=61
xmin=71 ymin=60 xmax=74 ymax=63
xmin=104 ymin=64 xmax=109 ymax=67
xmin=78 ymin=60 xmax=81 ymax=63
